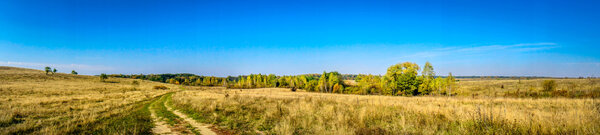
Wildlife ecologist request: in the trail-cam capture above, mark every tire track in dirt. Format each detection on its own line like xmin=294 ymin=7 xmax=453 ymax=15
xmin=149 ymin=99 xmax=176 ymax=135
xmin=164 ymin=100 xmax=217 ymax=135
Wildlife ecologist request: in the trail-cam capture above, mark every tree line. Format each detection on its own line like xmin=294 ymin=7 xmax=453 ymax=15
xmin=350 ymin=62 xmax=457 ymax=96
xmin=226 ymin=62 xmax=456 ymax=96
xmin=109 ymin=73 xmax=226 ymax=86
xmin=110 ymin=61 xmax=457 ymax=96
xmin=226 ymin=71 xmax=346 ymax=93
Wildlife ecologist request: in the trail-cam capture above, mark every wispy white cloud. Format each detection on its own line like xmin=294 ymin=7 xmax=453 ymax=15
xmin=402 ymin=42 xmax=558 ymax=58
xmin=0 ymin=61 xmax=114 ymax=73
xmin=565 ymin=62 xmax=600 ymax=67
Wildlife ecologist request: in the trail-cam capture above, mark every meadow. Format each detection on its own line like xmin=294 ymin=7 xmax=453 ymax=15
xmin=0 ymin=66 xmax=178 ymax=134
xmin=1 ymin=66 xmax=599 ymax=134
xmin=456 ymin=78 xmax=600 ymax=98
xmin=171 ymin=87 xmax=600 ymax=134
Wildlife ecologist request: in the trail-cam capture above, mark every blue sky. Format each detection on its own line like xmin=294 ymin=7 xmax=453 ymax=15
xmin=1 ymin=0 xmax=599 ymax=77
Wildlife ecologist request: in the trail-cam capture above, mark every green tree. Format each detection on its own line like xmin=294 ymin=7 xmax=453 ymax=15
xmin=421 ymin=62 xmax=435 ymax=77
xmin=184 ymin=78 xmax=191 ymax=85
xmin=195 ymin=78 xmax=203 ymax=86
xmin=222 ymin=78 xmax=228 ymax=87
xmin=247 ymin=75 xmax=254 ymax=88
xmin=434 ymin=77 xmax=446 ymax=95
xmin=100 ymin=73 xmax=108 ymax=82
xmin=52 ymin=68 xmax=57 ymax=74
xmin=278 ymin=76 xmax=288 ymax=87
xmin=165 ymin=78 xmax=173 ymax=84
xmin=71 ymin=70 xmax=78 ymax=75
xmin=384 ymin=62 xmax=421 ymax=96
xmin=446 ymin=72 xmax=456 ymax=96
xmin=318 ymin=71 xmax=329 ymax=92
xmin=299 ymin=75 xmax=308 ymax=89
xmin=419 ymin=62 xmax=435 ymax=95
xmin=45 ymin=67 xmax=51 ymax=75
xmin=356 ymin=74 xmax=382 ymax=95
xmin=268 ymin=74 xmax=277 ymax=87
xmin=305 ymin=80 xmax=319 ymax=92
xmin=327 ymin=71 xmax=343 ymax=93
xmin=332 ymin=83 xmax=342 ymax=93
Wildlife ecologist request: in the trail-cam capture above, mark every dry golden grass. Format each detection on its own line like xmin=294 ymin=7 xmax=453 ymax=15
xmin=457 ymin=78 xmax=600 ymax=98
xmin=0 ymin=66 xmax=178 ymax=134
xmin=3 ymin=66 xmax=600 ymax=134
xmin=172 ymin=87 xmax=600 ymax=134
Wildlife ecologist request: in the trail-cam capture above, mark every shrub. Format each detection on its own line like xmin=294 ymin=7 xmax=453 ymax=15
xmin=153 ymin=85 xmax=168 ymax=90
xmin=542 ymin=80 xmax=557 ymax=92
xmin=291 ymin=87 xmax=297 ymax=92
xmin=100 ymin=73 xmax=108 ymax=82
xmin=71 ymin=70 xmax=78 ymax=75
xmin=132 ymin=80 xmax=140 ymax=85
xmin=45 ymin=67 xmax=51 ymax=75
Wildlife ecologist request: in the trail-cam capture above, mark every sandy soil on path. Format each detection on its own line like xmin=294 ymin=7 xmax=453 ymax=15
xmin=164 ymin=101 xmax=217 ymax=135
xmin=150 ymin=102 xmax=176 ymax=135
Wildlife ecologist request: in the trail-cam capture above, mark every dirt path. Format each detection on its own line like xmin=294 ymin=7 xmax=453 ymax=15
xmin=148 ymin=93 xmax=218 ymax=135
xmin=149 ymin=101 xmax=176 ymax=135
xmin=164 ymin=101 xmax=217 ymax=135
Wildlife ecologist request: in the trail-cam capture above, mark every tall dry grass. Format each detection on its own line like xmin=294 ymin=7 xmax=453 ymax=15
xmin=172 ymin=88 xmax=600 ymax=134
xmin=0 ymin=66 xmax=177 ymax=134
xmin=457 ymin=78 xmax=600 ymax=98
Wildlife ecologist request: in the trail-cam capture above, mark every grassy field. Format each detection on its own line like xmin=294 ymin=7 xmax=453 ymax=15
xmin=2 ymin=66 xmax=599 ymax=134
xmin=456 ymin=78 xmax=600 ymax=98
xmin=172 ymin=88 xmax=600 ymax=134
xmin=0 ymin=66 xmax=178 ymax=134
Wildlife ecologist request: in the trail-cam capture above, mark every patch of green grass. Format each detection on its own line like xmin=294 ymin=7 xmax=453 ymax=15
xmin=171 ymin=95 xmax=272 ymax=134
xmin=154 ymin=93 xmax=202 ymax=135
xmin=186 ymin=124 xmax=202 ymax=135
xmin=174 ymin=103 xmax=211 ymax=123
xmin=67 ymin=95 xmax=159 ymax=135
xmin=163 ymin=93 xmax=203 ymax=135
xmin=152 ymin=93 xmax=181 ymax=125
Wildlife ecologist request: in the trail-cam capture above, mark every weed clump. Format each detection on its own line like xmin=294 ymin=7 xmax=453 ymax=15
xmin=132 ymin=80 xmax=140 ymax=85
xmin=153 ymin=85 xmax=168 ymax=90
xmin=542 ymin=80 xmax=557 ymax=92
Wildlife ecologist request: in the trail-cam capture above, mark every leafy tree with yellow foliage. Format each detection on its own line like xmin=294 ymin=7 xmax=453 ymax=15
xmin=384 ymin=62 xmax=422 ymax=96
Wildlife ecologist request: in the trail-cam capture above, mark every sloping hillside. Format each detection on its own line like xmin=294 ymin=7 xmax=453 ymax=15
xmin=0 ymin=66 xmax=177 ymax=134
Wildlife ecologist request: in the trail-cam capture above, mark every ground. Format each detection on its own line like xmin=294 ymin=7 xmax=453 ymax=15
xmin=171 ymin=87 xmax=600 ymax=134
xmin=1 ymin=66 xmax=599 ymax=134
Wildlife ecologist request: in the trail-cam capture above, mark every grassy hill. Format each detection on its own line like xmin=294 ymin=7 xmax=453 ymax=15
xmin=172 ymin=87 xmax=600 ymax=134
xmin=2 ymin=66 xmax=599 ymax=134
xmin=0 ymin=66 xmax=177 ymax=134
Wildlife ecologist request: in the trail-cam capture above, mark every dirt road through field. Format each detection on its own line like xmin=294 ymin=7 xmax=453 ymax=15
xmin=148 ymin=93 xmax=218 ymax=135
xmin=165 ymin=100 xmax=217 ymax=135
xmin=150 ymin=109 xmax=174 ymax=135
xmin=149 ymin=99 xmax=177 ymax=135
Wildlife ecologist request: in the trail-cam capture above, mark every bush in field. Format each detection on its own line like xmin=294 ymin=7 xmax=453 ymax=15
xmin=132 ymin=80 xmax=140 ymax=85
xmin=45 ymin=67 xmax=51 ymax=75
xmin=53 ymin=68 xmax=57 ymax=74
xmin=100 ymin=73 xmax=108 ymax=82
xmin=542 ymin=80 xmax=557 ymax=92
xmin=153 ymin=85 xmax=168 ymax=90
xmin=71 ymin=70 xmax=78 ymax=75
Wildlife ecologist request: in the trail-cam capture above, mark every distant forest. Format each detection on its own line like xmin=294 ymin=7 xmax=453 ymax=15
xmin=109 ymin=62 xmax=595 ymax=96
